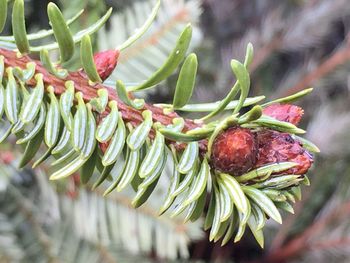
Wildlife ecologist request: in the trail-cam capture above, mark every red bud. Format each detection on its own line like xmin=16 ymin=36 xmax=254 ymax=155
xmin=263 ymin=104 xmax=304 ymax=125
xmin=211 ymin=127 xmax=258 ymax=175
xmin=255 ymin=130 xmax=313 ymax=175
xmin=0 ymin=151 xmax=15 ymax=164
xmin=210 ymin=127 xmax=313 ymax=177
xmin=93 ymin=49 xmax=120 ymax=81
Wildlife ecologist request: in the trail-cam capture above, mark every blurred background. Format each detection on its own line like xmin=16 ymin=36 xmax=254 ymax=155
xmin=1 ymin=0 xmax=350 ymax=262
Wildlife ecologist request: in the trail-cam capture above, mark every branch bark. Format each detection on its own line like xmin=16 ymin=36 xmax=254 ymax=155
xmin=0 ymin=48 xmax=206 ymax=151
xmin=261 ymin=202 xmax=350 ymax=263
xmin=278 ymin=42 xmax=350 ymax=97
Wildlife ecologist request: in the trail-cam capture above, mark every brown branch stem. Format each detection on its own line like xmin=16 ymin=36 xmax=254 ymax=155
xmin=0 ymin=48 xmax=206 ymax=151
xmin=278 ymin=42 xmax=350 ymax=97
xmin=262 ymin=201 xmax=350 ymax=262
xmin=310 ymin=238 xmax=350 ymax=252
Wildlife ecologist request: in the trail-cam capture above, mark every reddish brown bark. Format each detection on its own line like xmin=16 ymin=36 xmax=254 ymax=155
xmin=0 ymin=48 xmax=204 ymax=151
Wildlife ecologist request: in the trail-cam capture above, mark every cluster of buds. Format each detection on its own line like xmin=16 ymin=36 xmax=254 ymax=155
xmin=211 ymin=104 xmax=313 ymax=177
xmin=90 ymin=48 xmax=314 ymax=179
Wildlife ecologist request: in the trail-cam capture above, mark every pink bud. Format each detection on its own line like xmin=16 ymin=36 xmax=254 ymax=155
xmin=255 ymin=130 xmax=313 ymax=175
xmin=263 ymin=104 xmax=304 ymax=125
xmin=93 ymin=49 xmax=120 ymax=81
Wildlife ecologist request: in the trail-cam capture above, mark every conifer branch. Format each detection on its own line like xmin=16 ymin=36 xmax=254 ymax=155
xmin=0 ymin=47 xmax=204 ymax=150
xmin=0 ymin=0 xmax=318 ymax=247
